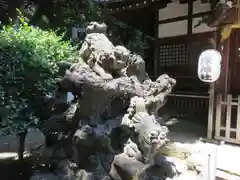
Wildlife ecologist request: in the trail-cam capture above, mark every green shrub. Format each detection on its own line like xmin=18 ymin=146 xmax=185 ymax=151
xmin=0 ymin=14 xmax=77 ymax=134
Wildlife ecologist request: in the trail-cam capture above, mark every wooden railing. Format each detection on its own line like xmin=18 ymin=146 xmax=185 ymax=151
xmin=162 ymin=93 xmax=209 ymax=121
xmin=215 ymin=94 xmax=240 ymax=144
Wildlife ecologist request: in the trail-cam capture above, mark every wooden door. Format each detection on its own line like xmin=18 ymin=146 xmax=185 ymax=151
xmin=229 ymin=29 xmax=240 ymax=95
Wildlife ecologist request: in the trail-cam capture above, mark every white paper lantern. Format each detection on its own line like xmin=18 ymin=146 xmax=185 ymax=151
xmin=197 ymin=49 xmax=222 ymax=83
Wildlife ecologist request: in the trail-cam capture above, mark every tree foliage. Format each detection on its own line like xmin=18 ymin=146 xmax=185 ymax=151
xmin=0 ymin=0 xmax=151 ymax=134
xmin=0 ymin=10 xmax=77 ymax=135
xmin=0 ymin=0 xmax=151 ymax=57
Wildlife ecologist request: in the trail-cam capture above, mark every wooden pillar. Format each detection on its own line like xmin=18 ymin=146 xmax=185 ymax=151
xmin=207 ymin=84 xmax=215 ymax=139
xmin=154 ymin=8 xmax=159 ymax=78
xmin=207 ymin=32 xmax=218 ymax=139
xmin=236 ymin=0 xmax=240 ymax=23
xmin=216 ymin=34 xmax=231 ymax=99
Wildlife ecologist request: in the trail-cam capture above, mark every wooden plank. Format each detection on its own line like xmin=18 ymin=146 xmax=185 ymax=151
xmin=225 ymin=94 xmax=232 ymax=139
xmin=236 ymin=95 xmax=240 ymax=140
xmin=219 ymin=127 xmax=237 ymax=132
xmin=216 ymin=169 xmax=240 ymax=180
xmin=155 ymin=31 xmax=214 ymax=45
xmin=215 ymin=136 xmax=240 ymax=144
xmin=168 ymin=93 xmax=209 ymax=98
xmin=221 ymin=101 xmax=238 ymax=106
xmin=157 ymin=11 xmax=211 ymax=24
xmin=215 ymin=94 xmax=222 ymax=137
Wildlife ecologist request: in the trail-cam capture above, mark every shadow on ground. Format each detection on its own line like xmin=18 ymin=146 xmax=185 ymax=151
xmin=0 ymin=158 xmax=35 ymax=180
xmin=166 ymin=117 xmax=207 ymax=144
xmin=0 ymin=117 xmax=207 ymax=180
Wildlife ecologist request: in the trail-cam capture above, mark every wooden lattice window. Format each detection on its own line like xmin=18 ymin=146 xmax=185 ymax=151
xmin=158 ymin=43 xmax=189 ymax=67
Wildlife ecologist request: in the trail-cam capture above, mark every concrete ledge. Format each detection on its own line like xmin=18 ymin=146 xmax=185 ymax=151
xmin=216 ymin=169 xmax=240 ymax=180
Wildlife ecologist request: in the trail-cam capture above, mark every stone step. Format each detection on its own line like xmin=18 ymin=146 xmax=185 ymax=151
xmin=216 ymin=169 xmax=240 ymax=180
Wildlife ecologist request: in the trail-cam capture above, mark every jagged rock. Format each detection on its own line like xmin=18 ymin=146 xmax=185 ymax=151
xmin=121 ymin=95 xmax=170 ymax=162
xmin=75 ymin=169 xmax=94 ymax=180
xmin=158 ymin=156 xmax=187 ymax=174
xmin=136 ymin=163 xmax=177 ymax=180
xmin=78 ymin=24 xmax=129 ymax=81
xmin=30 ymin=21 xmax=177 ymax=180
xmin=55 ymin=159 xmax=78 ymax=180
xmin=109 ymin=153 xmax=145 ymax=180
xmin=86 ymin=22 xmax=107 ymax=34
xmin=123 ymin=139 xmax=142 ymax=160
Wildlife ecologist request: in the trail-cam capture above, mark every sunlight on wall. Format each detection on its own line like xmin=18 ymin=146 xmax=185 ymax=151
xmin=158 ymin=1 xmax=188 ymax=21
xmin=158 ymin=20 xmax=188 ymax=38
xmin=158 ymin=0 xmax=214 ymax=38
xmin=193 ymin=0 xmax=211 ymax=14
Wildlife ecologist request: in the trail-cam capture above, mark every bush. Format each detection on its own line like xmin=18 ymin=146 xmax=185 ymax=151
xmin=0 ymin=14 xmax=77 ymax=135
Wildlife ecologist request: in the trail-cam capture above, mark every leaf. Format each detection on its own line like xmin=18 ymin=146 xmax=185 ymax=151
xmin=0 ymin=13 xmax=77 ymax=134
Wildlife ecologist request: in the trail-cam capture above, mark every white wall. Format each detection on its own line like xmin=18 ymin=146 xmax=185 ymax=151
xmin=158 ymin=1 xmax=188 ymax=21
xmin=193 ymin=0 xmax=211 ymax=14
xmin=157 ymin=0 xmax=214 ymax=38
xmin=158 ymin=20 xmax=188 ymax=38
xmin=192 ymin=0 xmax=215 ymax=34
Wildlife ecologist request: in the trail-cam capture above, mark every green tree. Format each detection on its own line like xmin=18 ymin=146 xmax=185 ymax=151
xmin=0 ymin=11 xmax=77 ymax=159
xmin=0 ymin=0 xmax=151 ymax=159
xmin=0 ymin=0 xmax=151 ymax=57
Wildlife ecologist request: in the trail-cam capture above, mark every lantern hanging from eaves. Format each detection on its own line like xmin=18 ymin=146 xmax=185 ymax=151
xmin=197 ymin=49 xmax=222 ymax=83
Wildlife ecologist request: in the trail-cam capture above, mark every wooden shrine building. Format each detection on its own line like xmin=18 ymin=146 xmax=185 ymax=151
xmin=104 ymin=0 xmax=240 ymax=144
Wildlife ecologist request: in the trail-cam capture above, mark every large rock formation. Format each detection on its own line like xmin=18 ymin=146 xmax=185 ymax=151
xmin=30 ymin=22 xmax=177 ymax=180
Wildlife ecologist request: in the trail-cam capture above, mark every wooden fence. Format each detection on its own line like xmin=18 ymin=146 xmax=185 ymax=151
xmin=215 ymin=94 xmax=240 ymax=144
xmin=163 ymin=93 xmax=240 ymax=145
xmin=162 ymin=93 xmax=209 ymax=123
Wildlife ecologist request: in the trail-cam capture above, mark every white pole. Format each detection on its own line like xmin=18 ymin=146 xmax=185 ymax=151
xmin=200 ymin=144 xmax=218 ymax=180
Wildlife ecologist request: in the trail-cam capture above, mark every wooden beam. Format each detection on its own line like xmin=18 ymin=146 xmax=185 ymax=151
xmin=107 ymin=2 xmax=150 ymax=13
xmin=102 ymin=0 xmax=170 ymax=7
xmin=154 ymin=31 xmax=215 ymax=45
xmin=157 ymin=11 xmax=211 ymax=24
xmin=188 ymin=0 xmax=193 ymax=35
xmin=207 ymin=30 xmax=218 ymax=140
xmin=154 ymin=7 xmax=159 ymax=77
xmin=237 ymin=0 xmax=240 ymax=23
xmin=105 ymin=0 xmax=169 ymax=14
